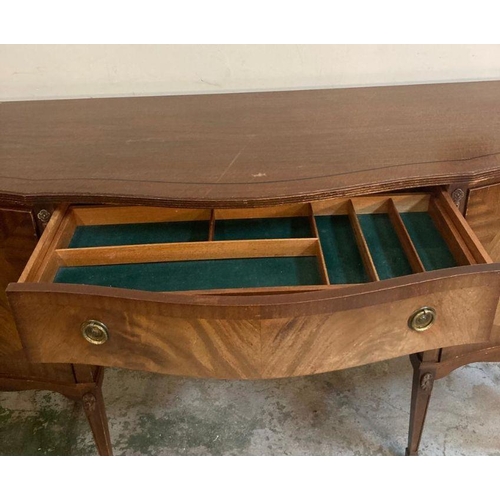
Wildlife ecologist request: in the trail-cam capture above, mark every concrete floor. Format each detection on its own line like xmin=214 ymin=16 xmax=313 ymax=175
xmin=1 ymin=356 xmax=499 ymax=455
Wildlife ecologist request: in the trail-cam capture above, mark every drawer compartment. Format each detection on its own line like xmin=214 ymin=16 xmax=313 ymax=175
xmin=54 ymin=257 xmax=323 ymax=292
xmin=7 ymin=190 xmax=500 ymax=379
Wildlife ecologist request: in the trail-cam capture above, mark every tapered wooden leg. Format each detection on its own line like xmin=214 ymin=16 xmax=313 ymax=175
xmin=82 ymin=386 xmax=113 ymax=456
xmin=406 ymin=353 xmax=437 ymax=456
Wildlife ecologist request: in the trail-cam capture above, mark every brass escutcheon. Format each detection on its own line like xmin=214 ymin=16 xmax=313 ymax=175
xmin=81 ymin=320 xmax=109 ymax=345
xmin=408 ymin=307 xmax=436 ymax=332
xmin=37 ymin=209 xmax=51 ymax=224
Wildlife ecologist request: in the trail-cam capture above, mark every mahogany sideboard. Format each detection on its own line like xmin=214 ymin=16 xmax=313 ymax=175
xmin=1 ymin=81 xmax=499 ymax=456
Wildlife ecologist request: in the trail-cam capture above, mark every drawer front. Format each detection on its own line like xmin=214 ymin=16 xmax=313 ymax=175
xmin=8 ymin=265 xmax=500 ymax=379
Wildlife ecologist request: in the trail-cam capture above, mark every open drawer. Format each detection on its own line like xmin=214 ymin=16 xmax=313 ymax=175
xmin=7 ymin=190 xmax=500 ymax=379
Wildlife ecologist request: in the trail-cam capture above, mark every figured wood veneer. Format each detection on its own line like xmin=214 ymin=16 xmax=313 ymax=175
xmin=8 ymin=266 xmax=500 ymax=379
xmin=466 ymin=183 xmax=500 ymax=335
xmin=466 ymin=183 xmax=500 ymax=262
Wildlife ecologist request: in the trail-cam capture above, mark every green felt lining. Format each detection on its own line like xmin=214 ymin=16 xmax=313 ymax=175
xmin=214 ymin=217 xmax=312 ymax=240
xmin=56 ymin=210 xmax=458 ymax=292
xmin=68 ymin=220 xmax=210 ymax=248
xmin=68 ymin=217 xmax=312 ymax=248
xmin=400 ymin=212 xmax=457 ymax=271
xmin=54 ymin=256 xmax=322 ymax=292
xmin=315 ymin=215 xmax=368 ymax=283
xmin=358 ymin=213 xmax=413 ymax=280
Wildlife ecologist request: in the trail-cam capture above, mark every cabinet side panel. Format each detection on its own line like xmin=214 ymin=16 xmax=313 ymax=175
xmin=0 ymin=209 xmax=37 ymax=357
xmin=0 ymin=208 xmax=74 ymax=382
xmin=466 ymin=183 xmax=500 ymax=337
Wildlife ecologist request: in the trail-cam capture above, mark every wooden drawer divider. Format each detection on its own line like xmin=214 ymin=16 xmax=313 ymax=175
xmin=18 ymin=192 xmax=492 ymax=295
xmin=387 ymin=199 xmax=426 ymax=274
xmin=346 ymin=199 xmax=380 ymax=282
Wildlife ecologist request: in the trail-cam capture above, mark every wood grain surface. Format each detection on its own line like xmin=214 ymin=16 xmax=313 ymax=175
xmin=430 ymin=184 xmax=500 ymax=381
xmin=0 ymin=207 xmax=75 ymax=382
xmin=0 ymin=208 xmax=38 ymax=357
xmin=2 ymin=81 xmax=500 ymax=208
xmin=466 ymin=183 xmax=500 ymax=335
xmin=467 ymin=183 xmax=500 ymax=262
xmin=8 ymin=265 xmax=500 ymax=379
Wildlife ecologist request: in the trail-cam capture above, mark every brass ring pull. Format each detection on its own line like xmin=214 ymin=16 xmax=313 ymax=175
xmin=81 ymin=320 xmax=109 ymax=345
xmin=408 ymin=307 xmax=436 ymax=332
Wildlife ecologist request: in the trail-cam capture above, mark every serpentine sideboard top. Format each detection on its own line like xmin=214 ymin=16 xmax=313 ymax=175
xmin=1 ymin=80 xmax=500 ymax=207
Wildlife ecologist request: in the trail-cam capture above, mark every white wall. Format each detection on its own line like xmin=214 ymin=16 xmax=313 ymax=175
xmin=1 ymin=45 xmax=500 ymax=101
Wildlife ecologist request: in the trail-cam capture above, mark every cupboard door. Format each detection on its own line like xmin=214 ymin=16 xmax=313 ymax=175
xmin=467 ymin=183 xmax=500 ymax=336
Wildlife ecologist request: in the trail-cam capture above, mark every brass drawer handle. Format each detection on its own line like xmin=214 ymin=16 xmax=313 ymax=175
xmin=408 ymin=307 xmax=436 ymax=332
xmin=81 ymin=320 xmax=109 ymax=345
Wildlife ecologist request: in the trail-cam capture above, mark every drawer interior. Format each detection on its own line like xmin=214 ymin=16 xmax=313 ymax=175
xmin=19 ymin=191 xmax=492 ymax=294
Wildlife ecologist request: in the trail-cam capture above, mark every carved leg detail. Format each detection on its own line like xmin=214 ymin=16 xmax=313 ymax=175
xmin=406 ymin=356 xmax=436 ymax=456
xmin=82 ymin=387 xmax=113 ymax=456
